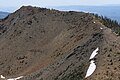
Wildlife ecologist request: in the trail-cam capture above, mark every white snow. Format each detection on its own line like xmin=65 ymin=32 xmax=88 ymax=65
xmin=0 ymin=75 xmax=23 ymax=80
xmin=89 ymin=47 xmax=99 ymax=60
xmin=85 ymin=47 xmax=99 ymax=78
xmin=85 ymin=60 xmax=96 ymax=78
xmin=93 ymin=21 xmax=96 ymax=23
xmin=100 ymin=27 xmax=103 ymax=30
xmin=1 ymin=75 xmax=5 ymax=79
xmin=8 ymin=76 xmax=23 ymax=80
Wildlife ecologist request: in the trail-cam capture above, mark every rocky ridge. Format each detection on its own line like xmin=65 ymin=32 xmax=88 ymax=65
xmin=0 ymin=6 xmax=119 ymax=80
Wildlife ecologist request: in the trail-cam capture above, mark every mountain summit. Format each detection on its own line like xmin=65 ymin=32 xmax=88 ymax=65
xmin=0 ymin=6 xmax=120 ymax=80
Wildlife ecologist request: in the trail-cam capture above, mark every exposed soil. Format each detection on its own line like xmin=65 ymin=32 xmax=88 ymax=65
xmin=0 ymin=6 xmax=119 ymax=80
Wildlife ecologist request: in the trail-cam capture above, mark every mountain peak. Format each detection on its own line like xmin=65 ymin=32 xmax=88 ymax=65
xmin=0 ymin=6 xmax=120 ymax=80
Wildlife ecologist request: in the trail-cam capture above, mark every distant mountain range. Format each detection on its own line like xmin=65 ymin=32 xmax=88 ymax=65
xmin=1 ymin=5 xmax=120 ymax=22
xmin=0 ymin=11 xmax=9 ymax=19
xmin=51 ymin=5 xmax=120 ymax=23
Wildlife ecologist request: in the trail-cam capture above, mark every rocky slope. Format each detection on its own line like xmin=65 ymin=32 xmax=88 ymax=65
xmin=0 ymin=6 xmax=120 ymax=80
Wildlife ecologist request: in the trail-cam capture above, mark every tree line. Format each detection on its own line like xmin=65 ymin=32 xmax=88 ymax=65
xmin=93 ymin=13 xmax=120 ymax=36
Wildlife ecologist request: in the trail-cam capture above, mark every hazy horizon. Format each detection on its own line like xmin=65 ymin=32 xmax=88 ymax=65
xmin=0 ymin=0 xmax=120 ymax=12
xmin=0 ymin=4 xmax=120 ymax=13
xmin=1 ymin=0 xmax=120 ymax=7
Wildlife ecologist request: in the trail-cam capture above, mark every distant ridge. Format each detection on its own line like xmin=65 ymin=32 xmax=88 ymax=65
xmin=105 ymin=4 xmax=120 ymax=6
xmin=52 ymin=5 xmax=120 ymax=22
xmin=0 ymin=11 xmax=9 ymax=19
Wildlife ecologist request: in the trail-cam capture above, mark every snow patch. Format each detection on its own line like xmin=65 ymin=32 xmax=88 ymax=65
xmin=100 ymin=27 xmax=103 ymax=30
xmin=0 ymin=75 xmax=23 ymax=80
xmin=89 ymin=48 xmax=99 ymax=60
xmin=85 ymin=60 xmax=96 ymax=78
xmin=93 ymin=21 xmax=96 ymax=23
xmin=85 ymin=47 xmax=99 ymax=78
xmin=1 ymin=75 xmax=5 ymax=79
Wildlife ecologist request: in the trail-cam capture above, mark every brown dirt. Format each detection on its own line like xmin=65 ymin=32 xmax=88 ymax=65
xmin=0 ymin=6 xmax=119 ymax=80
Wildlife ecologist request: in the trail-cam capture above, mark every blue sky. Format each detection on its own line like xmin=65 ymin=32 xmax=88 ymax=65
xmin=0 ymin=0 xmax=120 ymax=7
xmin=0 ymin=0 xmax=120 ymax=12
